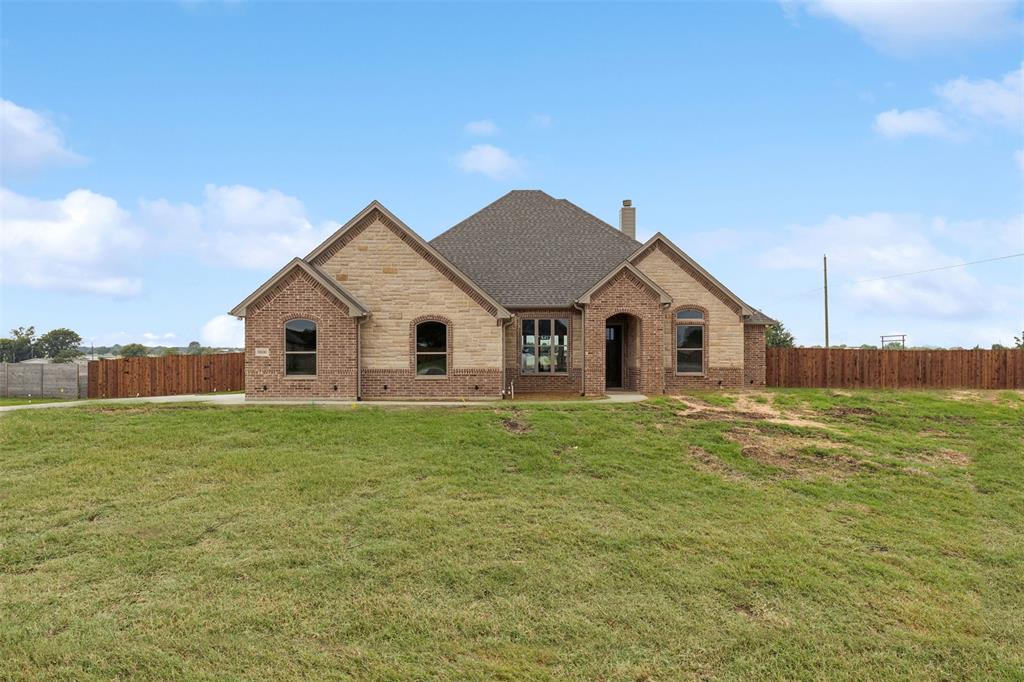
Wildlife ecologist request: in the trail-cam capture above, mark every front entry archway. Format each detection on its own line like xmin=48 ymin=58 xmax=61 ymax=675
xmin=604 ymin=313 xmax=639 ymax=391
xmin=581 ymin=268 xmax=667 ymax=397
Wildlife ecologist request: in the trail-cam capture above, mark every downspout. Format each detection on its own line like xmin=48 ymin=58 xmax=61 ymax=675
xmin=500 ymin=317 xmax=511 ymax=398
xmin=574 ymin=302 xmax=586 ymax=396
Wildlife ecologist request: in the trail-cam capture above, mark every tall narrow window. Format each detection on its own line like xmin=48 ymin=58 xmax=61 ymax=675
xmin=416 ymin=321 xmax=448 ymax=376
xmin=675 ymin=309 xmax=705 ymax=374
xmin=521 ymin=318 xmax=568 ymax=373
xmin=285 ymin=319 xmax=316 ymax=376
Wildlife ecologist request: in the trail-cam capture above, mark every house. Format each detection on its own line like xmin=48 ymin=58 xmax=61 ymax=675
xmin=230 ymin=191 xmax=775 ymax=400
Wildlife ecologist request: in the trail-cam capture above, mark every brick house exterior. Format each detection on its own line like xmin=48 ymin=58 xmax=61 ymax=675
xmin=231 ymin=191 xmax=774 ymax=399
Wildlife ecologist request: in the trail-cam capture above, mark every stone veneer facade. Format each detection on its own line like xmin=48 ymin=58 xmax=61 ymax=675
xmin=316 ymin=213 xmax=503 ymax=399
xmin=238 ymin=209 xmax=769 ymax=400
xmin=632 ymin=240 xmax=746 ymax=390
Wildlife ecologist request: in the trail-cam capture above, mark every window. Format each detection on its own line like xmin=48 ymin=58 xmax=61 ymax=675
xmin=674 ymin=309 xmax=704 ymax=374
xmin=415 ymin=321 xmax=447 ymax=376
xmin=521 ymin=318 xmax=568 ymax=373
xmin=285 ymin=319 xmax=316 ymax=376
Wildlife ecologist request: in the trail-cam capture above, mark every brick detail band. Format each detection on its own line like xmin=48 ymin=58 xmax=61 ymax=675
xmin=361 ymin=368 xmax=501 ymax=399
xmin=663 ymin=367 xmax=743 ymax=391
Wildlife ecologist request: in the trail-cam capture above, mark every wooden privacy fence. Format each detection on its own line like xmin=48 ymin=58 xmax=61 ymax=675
xmin=87 ymin=353 xmax=244 ymax=398
xmin=766 ymin=348 xmax=1024 ymax=389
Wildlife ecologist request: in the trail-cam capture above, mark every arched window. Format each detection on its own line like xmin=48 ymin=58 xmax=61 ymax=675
xmin=285 ymin=319 xmax=316 ymax=376
xmin=674 ymin=309 xmax=704 ymax=374
xmin=415 ymin=321 xmax=448 ymax=376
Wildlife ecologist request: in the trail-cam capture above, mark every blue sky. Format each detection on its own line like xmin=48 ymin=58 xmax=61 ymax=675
xmin=1 ymin=0 xmax=1021 ymax=349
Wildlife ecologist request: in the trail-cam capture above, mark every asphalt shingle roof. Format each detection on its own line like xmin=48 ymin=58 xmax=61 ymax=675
xmin=430 ymin=190 xmax=640 ymax=307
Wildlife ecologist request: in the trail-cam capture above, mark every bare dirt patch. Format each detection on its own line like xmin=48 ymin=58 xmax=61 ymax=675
xmin=687 ymin=446 xmax=746 ymax=481
xmin=726 ymin=427 xmax=864 ymax=479
xmin=734 ymin=600 xmax=791 ymax=627
xmin=906 ymin=448 xmax=971 ymax=467
xmin=826 ymin=406 xmax=878 ymax=418
xmin=499 ymin=407 xmax=532 ymax=434
xmin=948 ymin=390 xmax=985 ymax=402
xmin=672 ymin=394 xmax=830 ymax=429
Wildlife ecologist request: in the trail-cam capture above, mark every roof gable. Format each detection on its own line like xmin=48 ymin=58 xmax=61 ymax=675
xmin=430 ymin=190 xmax=640 ymax=307
xmin=305 ymin=201 xmax=510 ymax=320
xmin=229 ymin=258 xmax=369 ymax=318
xmin=629 ymin=234 xmax=775 ymax=325
xmin=576 ymin=261 xmax=673 ymax=305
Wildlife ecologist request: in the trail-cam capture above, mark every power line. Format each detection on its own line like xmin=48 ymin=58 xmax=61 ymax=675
xmin=851 ymin=252 xmax=1024 ymax=284
xmin=771 ymin=252 xmax=1023 ymax=299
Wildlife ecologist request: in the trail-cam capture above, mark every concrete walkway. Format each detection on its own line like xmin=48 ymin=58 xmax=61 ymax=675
xmin=0 ymin=391 xmax=647 ymax=413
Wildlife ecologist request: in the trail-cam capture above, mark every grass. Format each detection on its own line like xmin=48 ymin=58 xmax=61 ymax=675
xmin=0 ymin=396 xmax=70 ymax=406
xmin=1 ymin=390 xmax=1021 ymax=680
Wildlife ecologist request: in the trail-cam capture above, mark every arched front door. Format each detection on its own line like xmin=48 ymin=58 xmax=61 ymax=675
xmin=604 ymin=313 xmax=639 ymax=391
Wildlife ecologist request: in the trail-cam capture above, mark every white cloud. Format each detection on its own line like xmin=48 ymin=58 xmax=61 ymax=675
xmin=0 ymin=186 xmax=143 ymax=296
xmin=141 ymin=332 xmax=177 ymax=345
xmin=759 ymin=212 xmax=1019 ymax=319
xmin=456 ymin=144 xmax=523 ymax=179
xmin=782 ymin=0 xmax=1019 ymax=52
xmin=464 ymin=119 xmax=498 ymax=136
xmin=873 ymin=65 xmax=1022 ymax=165
xmin=936 ymin=64 xmax=1023 ymax=128
xmin=140 ymin=184 xmax=339 ymax=269
xmin=0 ymin=99 xmax=85 ymax=174
xmin=201 ymin=314 xmax=244 ymax=348
xmin=874 ymin=108 xmax=954 ymax=139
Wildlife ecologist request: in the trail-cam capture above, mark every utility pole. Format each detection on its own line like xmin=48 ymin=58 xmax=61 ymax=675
xmin=823 ymin=254 xmax=830 ymax=349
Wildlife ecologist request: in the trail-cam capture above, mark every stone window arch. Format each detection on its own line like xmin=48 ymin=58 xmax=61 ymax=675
xmin=411 ymin=316 xmax=451 ymax=377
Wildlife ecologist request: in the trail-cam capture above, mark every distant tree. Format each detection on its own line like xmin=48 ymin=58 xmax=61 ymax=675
xmin=1015 ymin=334 xmax=1023 ymax=350
xmin=883 ymin=342 xmax=904 ymax=350
xmin=186 ymin=341 xmax=203 ymax=355
xmin=36 ymin=328 xmax=83 ymax=358
xmin=161 ymin=347 xmax=180 ymax=356
xmin=765 ymin=321 xmax=795 ymax=348
xmin=119 ymin=343 xmax=149 ymax=358
xmin=991 ymin=343 xmax=1008 ymax=350
xmin=52 ymin=348 xmax=84 ymax=363
xmin=1 ymin=327 xmax=37 ymax=362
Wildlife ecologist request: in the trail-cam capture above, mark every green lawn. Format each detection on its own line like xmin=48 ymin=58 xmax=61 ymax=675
xmin=0 ymin=396 xmax=70 ymax=407
xmin=1 ymin=390 xmax=1021 ymax=680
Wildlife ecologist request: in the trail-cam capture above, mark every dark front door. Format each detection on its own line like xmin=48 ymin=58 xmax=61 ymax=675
xmin=605 ymin=324 xmax=623 ymax=389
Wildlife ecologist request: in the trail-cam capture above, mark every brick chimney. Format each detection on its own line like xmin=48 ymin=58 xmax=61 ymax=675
xmin=619 ymin=199 xmax=636 ymax=240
